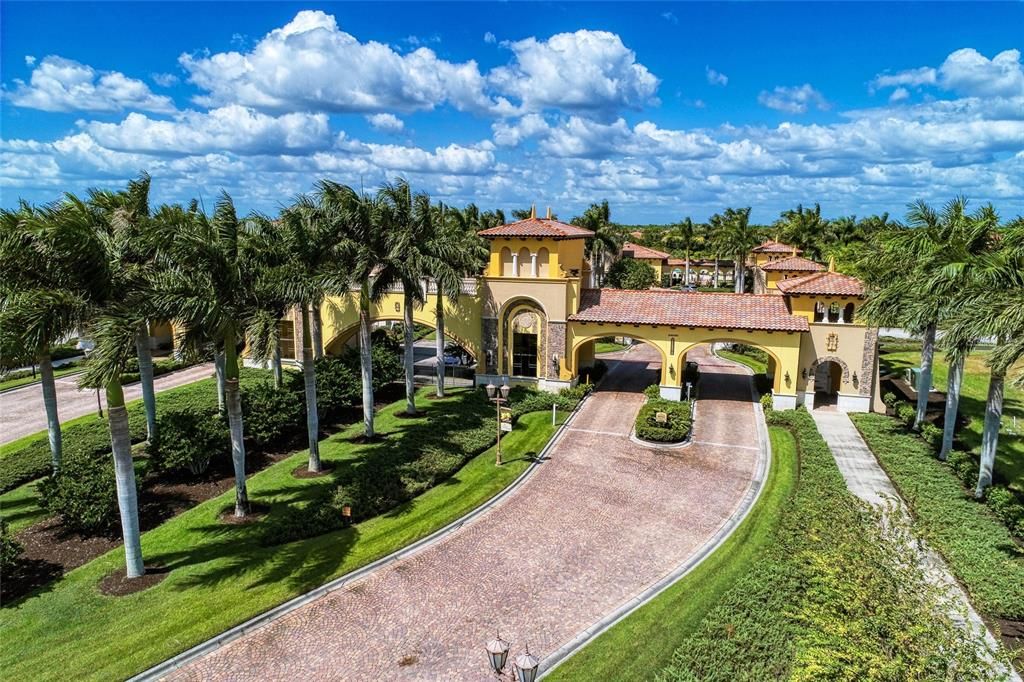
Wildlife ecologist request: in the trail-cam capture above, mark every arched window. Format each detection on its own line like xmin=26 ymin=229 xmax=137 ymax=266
xmin=828 ymin=302 xmax=840 ymax=323
xmin=814 ymin=301 xmax=826 ymax=323
xmin=536 ymin=248 xmax=550 ymax=277
xmin=843 ymin=302 xmax=855 ymax=324
xmin=500 ymin=247 xmax=514 ymax=277
xmin=517 ymin=247 xmax=532 ymax=277
xmin=671 ymin=268 xmax=682 ymax=284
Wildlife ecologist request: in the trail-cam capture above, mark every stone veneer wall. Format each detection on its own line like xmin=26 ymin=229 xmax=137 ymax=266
xmin=546 ymin=321 xmax=566 ymax=380
xmin=860 ymin=326 xmax=879 ymax=397
xmin=482 ymin=318 xmax=498 ymax=373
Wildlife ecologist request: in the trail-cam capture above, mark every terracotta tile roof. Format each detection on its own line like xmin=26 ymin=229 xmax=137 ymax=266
xmin=666 ymin=258 xmax=727 ymax=267
xmin=752 ymin=240 xmax=802 ymax=254
xmin=622 ymin=242 xmax=671 ymax=260
xmin=569 ymin=288 xmax=809 ymax=332
xmin=776 ymin=271 xmax=865 ymax=296
xmin=478 ymin=217 xmax=594 ymax=240
xmin=759 ymin=256 xmax=826 ymax=272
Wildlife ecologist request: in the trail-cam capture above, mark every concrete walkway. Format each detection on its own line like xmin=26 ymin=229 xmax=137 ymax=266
xmin=0 ymin=363 xmax=215 ymax=445
xmin=155 ymin=345 xmax=765 ymax=681
xmin=810 ymin=410 xmax=1019 ymax=681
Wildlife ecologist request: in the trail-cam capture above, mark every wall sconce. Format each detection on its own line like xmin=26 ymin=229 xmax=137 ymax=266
xmin=551 ymin=353 xmax=560 ymax=372
xmin=784 ymin=371 xmax=791 ymax=388
xmin=852 ymin=372 xmax=859 ymax=389
xmin=801 ymin=367 xmax=807 ymax=380
xmin=669 ymin=363 xmax=676 ymax=379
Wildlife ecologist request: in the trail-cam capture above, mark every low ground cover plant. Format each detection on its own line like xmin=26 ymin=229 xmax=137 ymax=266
xmin=851 ymin=413 xmax=1024 ymax=619
xmin=635 ymin=385 xmax=692 ymax=443
xmin=658 ymin=409 xmax=1000 ymax=680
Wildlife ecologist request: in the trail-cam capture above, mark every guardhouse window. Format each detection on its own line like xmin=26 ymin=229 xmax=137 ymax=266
xmin=814 ymin=302 xmax=826 ymax=323
xmin=828 ymin=302 xmax=841 ymax=323
xmin=843 ymin=302 xmax=855 ymax=324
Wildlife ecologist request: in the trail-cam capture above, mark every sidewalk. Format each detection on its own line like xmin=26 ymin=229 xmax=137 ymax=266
xmin=810 ymin=409 xmax=1019 ymax=681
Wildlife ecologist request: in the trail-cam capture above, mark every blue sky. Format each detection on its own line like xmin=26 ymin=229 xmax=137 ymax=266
xmin=2 ymin=2 xmax=1022 ymax=224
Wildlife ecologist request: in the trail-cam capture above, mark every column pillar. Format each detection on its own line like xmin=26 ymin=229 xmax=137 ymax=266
xmin=530 ymin=253 xmax=538 ymax=278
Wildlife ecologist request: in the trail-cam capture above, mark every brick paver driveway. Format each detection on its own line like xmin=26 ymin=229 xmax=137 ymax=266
xmin=166 ymin=344 xmax=761 ymax=681
xmin=0 ymin=363 xmax=214 ymax=445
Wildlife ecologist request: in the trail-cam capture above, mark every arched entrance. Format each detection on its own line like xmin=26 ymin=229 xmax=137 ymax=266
xmin=498 ymin=298 xmax=547 ymax=379
xmin=810 ymin=356 xmax=849 ymax=408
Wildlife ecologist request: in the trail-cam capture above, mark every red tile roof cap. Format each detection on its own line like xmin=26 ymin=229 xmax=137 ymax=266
xmin=775 ymin=271 xmax=865 ymax=296
xmin=752 ymin=240 xmax=802 ymax=254
xmin=759 ymin=256 xmax=826 ymax=272
xmin=478 ymin=217 xmax=594 ymax=239
xmin=622 ymin=242 xmax=671 ymax=260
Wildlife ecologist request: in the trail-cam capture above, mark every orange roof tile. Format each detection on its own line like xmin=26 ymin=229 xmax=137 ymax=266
xmin=622 ymin=242 xmax=671 ymax=260
xmin=569 ymin=289 xmax=809 ymax=332
xmin=759 ymin=256 xmax=826 ymax=272
xmin=776 ymin=271 xmax=865 ymax=296
xmin=752 ymin=240 xmax=802 ymax=254
xmin=478 ymin=217 xmax=594 ymax=240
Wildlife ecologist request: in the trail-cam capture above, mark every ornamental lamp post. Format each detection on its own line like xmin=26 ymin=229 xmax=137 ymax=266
xmin=486 ymin=633 xmax=511 ymax=675
xmin=485 ymin=634 xmax=540 ymax=682
xmin=514 ymin=645 xmax=540 ymax=682
xmin=486 ymin=382 xmax=511 ymax=465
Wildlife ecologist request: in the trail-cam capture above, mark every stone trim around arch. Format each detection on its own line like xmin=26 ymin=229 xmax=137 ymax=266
xmin=808 ymin=355 xmax=851 ymax=385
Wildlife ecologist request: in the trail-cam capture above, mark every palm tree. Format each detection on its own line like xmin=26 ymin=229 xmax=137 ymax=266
xmin=710 ymin=207 xmax=757 ymax=294
xmin=777 ymin=203 xmax=829 ymax=260
xmin=317 ymin=180 xmax=403 ymax=438
xmin=87 ymin=173 xmax=162 ymax=444
xmin=670 ymin=217 xmax=696 ymax=287
xmin=149 ymin=194 xmax=265 ymax=516
xmin=573 ymin=201 xmax=621 ymax=287
xmin=379 ymin=179 xmax=432 ymax=416
xmin=428 ymin=203 xmax=488 ymax=398
xmin=944 ymin=216 xmax=1024 ymax=496
xmin=0 ymin=202 xmax=100 ymax=472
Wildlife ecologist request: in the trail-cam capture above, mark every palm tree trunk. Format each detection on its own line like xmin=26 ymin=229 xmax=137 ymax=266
xmin=975 ymin=367 xmax=1005 ymax=498
xmin=403 ymin=290 xmax=417 ymax=415
xmin=300 ymin=304 xmax=321 ymax=473
xmin=940 ymin=354 xmax=964 ymax=461
xmin=359 ymin=281 xmax=375 ymax=438
xmin=272 ymin=341 xmax=283 ymax=389
xmin=684 ymin=248 xmax=690 ymax=288
xmin=914 ymin=323 xmax=937 ymax=430
xmin=214 ymin=350 xmax=226 ymax=412
xmin=714 ymin=258 xmax=720 ymax=288
xmin=106 ymin=379 xmax=144 ymax=578
xmin=435 ymin=294 xmax=446 ymax=398
xmin=223 ymin=330 xmax=249 ymax=516
xmin=311 ymin=303 xmax=324 ymax=360
xmin=734 ymin=259 xmax=743 ymax=293
xmin=38 ymin=351 xmax=62 ymax=473
xmin=135 ymin=325 xmax=158 ymax=443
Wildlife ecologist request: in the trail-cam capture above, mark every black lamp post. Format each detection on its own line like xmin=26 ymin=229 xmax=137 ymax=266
xmin=485 ymin=382 xmax=511 ymax=465
xmin=486 ymin=634 xmax=540 ymax=682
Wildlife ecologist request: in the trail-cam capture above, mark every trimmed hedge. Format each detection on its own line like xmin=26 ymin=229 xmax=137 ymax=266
xmin=659 ymin=409 xmax=998 ymax=680
xmin=0 ymin=518 xmax=22 ymax=573
xmin=635 ymin=397 xmax=691 ymax=443
xmin=37 ymin=446 xmax=123 ymax=534
xmin=851 ymin=413 xmax=1024 ymax=619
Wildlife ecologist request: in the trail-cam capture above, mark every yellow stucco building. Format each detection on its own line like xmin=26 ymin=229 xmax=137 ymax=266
xmin=296 ymin=216 xmax=882 ymax=412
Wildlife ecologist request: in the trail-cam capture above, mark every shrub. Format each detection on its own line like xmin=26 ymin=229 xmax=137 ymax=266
xmin=946 ymin=449 xmax=978 ymax=489
xmin=38 ymin=448 xmax=121 ymax=535
xmin=895 ymin=401 xmax=916 ymax=426
xmin=882 ymin=391 xmax=898 ymax=408
xmin=243 ymin=380 xmax=305 ymax=449
xmin=919 ymin=422 xmax=942 ymax=450
xmin=0 ymin=518 xmax=23 ymax=573
xmin=150 ymin=406 xmax=230 ymax=475
xmin=635 ymin=398 xmax=691 ymax=443
xmin=985 ymin=486 xmax=1024 ymax=539
xmin=643 ymin=384 xmax=661 ymax=400
xmin=314 ymin=356 xmax=361 ymax=418
xmin=605 ymin=257 xmax=658 ymax=289
xmin=509 ymin=385 xmax=586 ymax=419
xmin=760 ymin=393 xmax=773 ymax=411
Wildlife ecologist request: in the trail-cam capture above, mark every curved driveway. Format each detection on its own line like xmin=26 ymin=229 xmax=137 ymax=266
xmin=166 ymin=344 xmax=762 ymax=681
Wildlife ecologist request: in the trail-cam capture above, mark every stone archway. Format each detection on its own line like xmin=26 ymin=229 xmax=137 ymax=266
xmin=499 ymin=299 xmax=548 ymax=378
xmin=809 ymin=355 xmax=850 ymax=408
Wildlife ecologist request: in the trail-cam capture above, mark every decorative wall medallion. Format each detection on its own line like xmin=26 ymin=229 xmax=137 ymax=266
xmin=513 ymin=312 xmax=537 ymax=333
xmin=826 ymin=332 xmax=839 ymax=352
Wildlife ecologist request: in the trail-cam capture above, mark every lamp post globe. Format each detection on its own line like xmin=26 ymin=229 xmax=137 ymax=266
xmin=486 ymin=635 xmax=511 ymax=673
xmin=514 ymin=649 xmax=540 ymax=682
xmin=485 ymin=383 xmax=497 ymax=400
xmin=499 ymin=383 xmax=510 ymax=400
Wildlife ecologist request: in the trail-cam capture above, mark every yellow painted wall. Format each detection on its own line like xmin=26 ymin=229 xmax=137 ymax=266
xmin=481 ymin=278 xmax=572 ymax=321
xmin=787 ymin=294 xmax=862 ymax=325
xmin=796 ymin=323 xmax=871 ymax=397
xmin=320 ymin=290 xmax=484 ymax=361
xmin=485 ymin=237 xmax=588 ymax=279
xmin=764 ymin=269 xmax=820 ymax=292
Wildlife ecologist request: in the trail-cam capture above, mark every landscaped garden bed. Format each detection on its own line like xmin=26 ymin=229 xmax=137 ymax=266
xmin=596 ymin=409 xmax=1001 ymax=680
xmin=635 ymin=384 xmax=692 ymax=443
xmin=850 ymin=412 xmax=1024 ymax=658
xmin=0 ymin=385 xmax=574 ymax=681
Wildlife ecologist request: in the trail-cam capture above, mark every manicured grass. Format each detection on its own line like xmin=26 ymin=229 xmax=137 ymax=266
xmin=0 ymin=480 xmax=46 ymax=532
xmin=0 ymin=363 xmax=85 ymax=392
xmin=0 ymin=388 xmax=567 ymax=682
xmin=851 ymin=413 xmax=1024 ymax=620
xmin=0 ymin=410 xmax=107 ymax=460
xmin=716 ymin=349 xmax=767 ymax=375
xmin=594 ymin=341 xmax=627 ymax=354
xmin=546 ymin=426 xmax=798 ymax=680
xmin=881 ymin=349 xmax=1023 ymax=492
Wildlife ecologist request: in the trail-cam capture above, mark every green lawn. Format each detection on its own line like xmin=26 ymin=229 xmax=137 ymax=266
xmin=716 ymin=349 xmax=768 ymax=375
xmin=0 ymin=480 xmax=46 ymax=532
xmin=0 ymin=363 xmax=84 ymax=392
xmin=546 ymin=426 xmax=798 ymax=680
xmin=881 ymin=349 xmax=1023 ymax=492
xmin=0 ymin=388 xmax=566 ymax=682
xmin=594 ymin=340 xmax=627 ymax=354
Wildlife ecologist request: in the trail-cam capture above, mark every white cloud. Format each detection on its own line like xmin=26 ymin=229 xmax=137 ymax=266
xmin=758 ymin=84 xmax=830 ymax=114
xmin=81 ymin=105 xmax=332 ymax=155
xmin=492 ymin=114 xmax=550 ymax=147
xmin=869 ymin=66 xmax=936 ymax=93
xmin=6 ymin=55 xmax=176 ymax=113
xmin=889 ymin=87 xmax=910 ymax=103
xmin=366 ymin=113 xmax=405 ymax=134
xmin=939 ymin=48 xmax=1024 ymax=98
xmin=489 ymin=30 xmax=659 ymax=117
xmin=368 ymin=142 xmax=494 ymax=174
xmin=706 ymin=67 xmax=728 ymax=87
xmin=662 ymin=12 xmax=679 ymax=25
xmin=152 ymin=72 xmax=180 ymax=87
xmin=180 ymin=10 xmax=493 ymax=114
xmin=484 ymin=32 xmax=496 ymax=44
xmin=24 ymin=55 xmax=36 ymax=66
